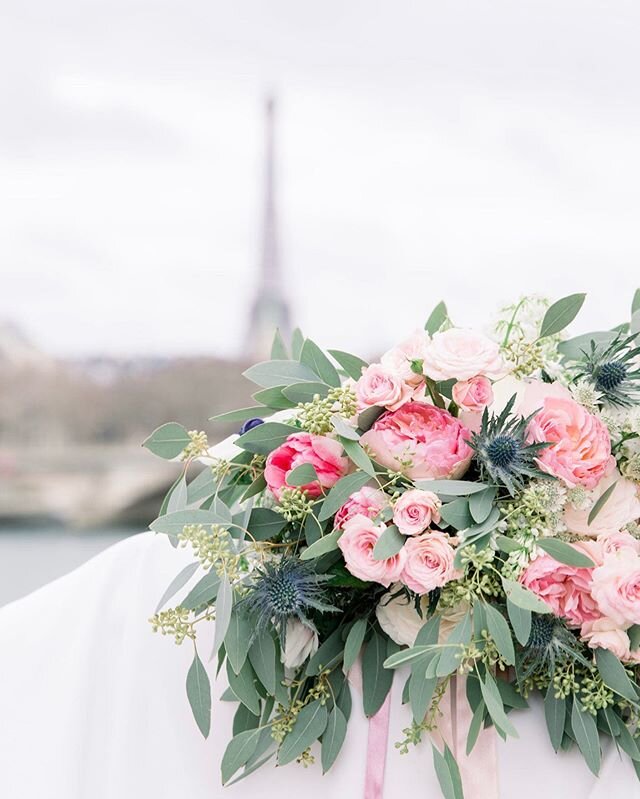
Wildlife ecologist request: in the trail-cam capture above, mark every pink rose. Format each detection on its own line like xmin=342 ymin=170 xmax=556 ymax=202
xmin=338 ymin=514 xmax=406 ymax=587
xmin=264 ymin=432 xmax=349 ymax=500
xmin=334 ymin=486 xmax=388 ymax=529
xmin=360 ymin=402 xmax=473 ymax=480
xmin=452 ymin=375 xmax=494 ymax=413
xmin=355 ymin=363 xmax=415 ymax=411
xmin=400 ymin=532 xmax=458 ymax=595
xmin=526 ymin=396 xmax=613 ymax=488
xmin=591 ymin=555 xmax=640 ymax=627
xmin=519 ymin=540 xmax=603 ymax=628
xmin=381 ymin=330 xmax=431 ymax=387
xmin=581 ymin=617 xmax=631 ymax=660
xmin=393 ymin=489 xmax=442 ymax=536
xmin=422 ymin=328 xmax=506 ymax=382
xmin=598 ymin=530 xmax=640 ymax=557
xmin=564 ymin=469 xmax=640 ymax=537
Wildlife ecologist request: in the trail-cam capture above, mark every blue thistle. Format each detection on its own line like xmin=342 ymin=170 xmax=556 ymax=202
xmin=468 ymin=394 xmax=551 ymax=495
xmin=572 ymin=332 xmax=640 ymax=408
xmin=517 ymin=614 xmax=590 ymax=683
xmin=240 ymin=558 xmax=338 ymax=644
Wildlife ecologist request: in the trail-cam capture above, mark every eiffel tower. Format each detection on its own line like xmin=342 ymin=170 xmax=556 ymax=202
xmin=244 ymin=95 xmax=292 ymax=360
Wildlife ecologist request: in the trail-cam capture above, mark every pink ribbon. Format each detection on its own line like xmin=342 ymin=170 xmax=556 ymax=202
xmin=364 ymin=690 xmax=392 ymax=799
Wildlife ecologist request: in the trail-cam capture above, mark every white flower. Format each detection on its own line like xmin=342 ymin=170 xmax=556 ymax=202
xmin=564 ymin=469 xmax=640 ymax=537
xmin=375 ymin=589 xmax=469 ymax=647
xmin=281 ymin=619 xmax=319 ymax=669
xmin=422 ymin=328 xmax=507 ymax=382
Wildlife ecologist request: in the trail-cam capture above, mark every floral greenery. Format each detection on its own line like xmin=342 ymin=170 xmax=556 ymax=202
xmin=145 ymin=290 xmax=640 ymax=798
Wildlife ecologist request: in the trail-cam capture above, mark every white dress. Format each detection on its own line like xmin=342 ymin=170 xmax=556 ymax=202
xmin=0 ymin=532 xmax=638 ymax=799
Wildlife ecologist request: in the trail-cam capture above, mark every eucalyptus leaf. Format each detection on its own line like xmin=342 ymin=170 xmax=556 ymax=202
xmin=300 ymin=339 xmax=341 ymax=387
xmin=253 ymin=386 xmax=296 ymax=410
xmin=538 ymin=293 xmax=586 ymax=340
xmin=372 ymin=524 xmax=405 ymax=560
xmin=155 ymin=561 xmax=199 ymax=613
xmin=331 ymin=414 xmax=360 ymax=440
xmin=226 ymin=659 xmax=261 ymax=716
xmin=287 ymin=463 xmax=319 ymax=486
xmin=469 ymin=487 xmax=497 ymax=524
xmin=281 ymin=381 xmax=331 ymax=403
xmin=143 ymin=422 xmax=191 ymax=459
xmin=466 ymin=701 xmax=486 ymax=755
xmin=181 ymin=571 xmax=221 ymax=610
xmin=278 ymin=700 xmax=328 ymax=765
xmin=318 ymin=471 xmax=371 ymax=521
xmin=321 ymin=706 xmax=347 ymax=773
xmin=339 ymin=436 xmax=377 ymax=477
xmin=221 ymin=728 xmax=261 ymax=784
xmin=212 ymin=576 xmax=233 ymax=658
xmin=432 ymin=744 xmax=463 ymax=799
xmin=243 ymin=359 xmax=319 ymax=388
xmin=588 ymin=481 xmax=618 ymax=526
xmin=328 ymin=349 xmax=368 ymax=380
xmin=479 ymin=671 xmax=518 ymax=738
xmin=235 ymin=421 xmax=298 ymax=455
xmin=291 ymin=328 xmax=305 ymax=359
xmin=150 ymin=508 xmax=231 ymax=537
xmin=436 ymin=613 xmax=472 ymax=676
xmin=502 ymin=578 xmax=552 ymax=614
xmin=440 ymin=498 xmax=473 ymax=531
xmin=571 ymin=700 xmax=601 ymax=775
xmin=343 ymin=618 xmax=368 ymax=672
xmin=209 ymin=406 xmax=273 ymax=423
xmin=595 ymin=648 xmax=639 ymax=703
xmin=186 ymin=651 xmax=211 ymax=738
xmin=483 ymin=603 xmax=515 ymax=665
xmin=249 ymin=631 xmax=278 ymax=695
xmin=247 ymin=507 xmax=286 ymax=541
xmin=415 ymin=479 xmax=490 ymax=496
xmin=271 ymin=328 xmax=289 ymax=360
xmin=506 ymin=599 xmax=532 ymax=646
xmin=362 ymin=629 xmax=394 ymax=717
xmin=225 ymin=607 xmax=253 ymax=675
xmin=300 ymin=529 xmax=342 ymax=561
xmin=425 ymin=301 xmax=449 ymax=335
xmin=544 ymin=684 xmax=565 ymax=752
xmin=537 ymin=538 xmax=595 ymax=568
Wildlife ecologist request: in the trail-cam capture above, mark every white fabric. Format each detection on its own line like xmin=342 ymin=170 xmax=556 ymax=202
xmin=0 ymin=532 xmax=638 ymax=798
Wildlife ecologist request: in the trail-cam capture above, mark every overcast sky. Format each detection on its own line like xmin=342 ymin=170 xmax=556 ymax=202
xmin=1 ymin=1 xmax=640 ymax=360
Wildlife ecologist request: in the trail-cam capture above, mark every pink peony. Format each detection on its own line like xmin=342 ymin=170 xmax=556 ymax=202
xmin=334 ymin=486 xmax=388 ymax=529
xmin=422 ymin=328 xmax=506 ymax=382
xmin=381 ymin=330 xmax=431 ymax=387
xmin=526 ymin=396 xmax=613 ymax=488
xmin=564 ymin=469 xmax=640 ymax=537
xmin=519 ymin=540 xmax=603 ymax=628
xmin=338 ymin=514 xmax=406 ymax=587
xmin=264 ymin=432 xmax=349 ymax=500
xmin=581 ymin=617 xmax=631 ymax=660
xmin=452 ymin=375 xmax=494 ymax=413
xmin=393 ymin=489 xmax=442 ymax=536
xmin=400 ymin=532 xmax=458 ymax=595
xmin=360 ymin=402 xmax=473 ymax=481
xmin=591 ymin=555 xmax=640 ymax=627
xmin=355 ymin=363 xmax=415 ymax=411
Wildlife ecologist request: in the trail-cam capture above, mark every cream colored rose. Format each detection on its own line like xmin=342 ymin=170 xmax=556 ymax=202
xmin=422 ymin=328 xmax=506 ymax=382
xmin=281 ymin=619 xmax=319 ymax=669
xmin=375 ymin=589 xmax=469 ymax=646
xmin=564 ymin=469 xmax=640 ymax=537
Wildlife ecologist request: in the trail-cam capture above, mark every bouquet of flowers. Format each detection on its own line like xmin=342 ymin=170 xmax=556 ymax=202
xmin=146 ymin=291 xmax=640 ymax=798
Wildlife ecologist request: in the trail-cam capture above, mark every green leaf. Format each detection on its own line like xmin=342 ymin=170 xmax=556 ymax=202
xmin=558 ymin=331 xmax=618 ymax=361
xmin=362 ymin=630 xmax=394 ymax=717
xmin=595 ymin=648 xmax=639 ymax=703
xmin=232 ymin=703 xmax=260 ymax=736
xmin=436 ymin=613 xmax=472 ymax=676
xmin=186 ymin=651 xmax=211 ymax=738
xmin=544 ymin=684 xmax=565 ymax=752
xmin=432 ymin=744 xmax=464 ymax=799
xmin=339 ymin=437 xmax=376 ymax=477
xmin=571 ymin=700 xmax=601 ymax=775
xmin=629 ymin=625 xmax=640 ymax=651
xmin=291 ymin=327 xmax=305 ymax=358
xmin=226 ymin=659 xmax=261 ymax=716
xmin=343 ymin=618 xmax=368 ymax=672
xmin=588 ymin=481 xmax=618 ymax=526
xmin=281 ymin=381 xmax=331 ymax=404
xmin=209 ymin=406 xmax=272 ymax=423
xmin=321 ymin=706 xmax=347 ymax=773
xmin=357 ymin=405 xmax=385 ymax=431
xmin=383 ymin=645 xmax=433 ymax=669
xmin=409 ymin=672 xmax=437 ymax=723
xmin=235 ymin=421 xmax=297 ymax=455
xmin=243 ymin=359 xmax=319 ymax=388
xmin=225 ymin=607 xmax=252 ymax=675
xmin=249 ymin=631 xmax=277 ymax=695
xmin=466 ymin=701 xmax=486 ymax=755
xmin=318 ymin=471 xmax=371 ymax=521
xmin=469 ymin=487 xmax=497 ymax=524
xmin=425 ymin=301 xmax=449 ymax=335
xmin=241 ymin=473 xmax=268 ymax=503
xmin=221 ymin=728 xmax=261 ymax=784
xmin=633 ymin=289 xmax=640 ymax=316
xmin=328 ymin=349 xmax=368 ymax=380
xmin=186 ymin=467 xmax=217 ymax=504
xmin=372 ymin=524 xmax=405 ymax=560
xmin=440 ymin=498 xmax=473 ymax=531
xmin=496 ymin=535 xmax=522 ymax=554
xmin=506 ymin=599 xmax=531 ymax=646
xmin=165 ymin=473 xmax=188 ymax=514
xmin=415 ymin=479 xmax=490 ymax=496
xmin=479 ymin=671 xmax=518 ymax=738
xmin=483 ymin=603 xmax=515 ymax=665
xmin=278 ymin=700 xmax=328 ymax=765
xmin=181 ymin=571 xmax=221 ymax=610
xmin=252 ymin=386 xmax=296 ymax=410
xmin=538 ymin=293 xmax=586 ymax=339
xmin=537 ymin=538 xmax=595 ymax=568
xmin=150 ymin=508 xmax=231 ymax=536
xmin=300 ymin=528 xmax=342 ymax=560
xmin=212 ymin=576 xmax=233 ymax=657
xmin=143 ymin=422 xmax=191 ymax=459
xmin=306 ymin=628 xmax=345 ymax=676
xmin=300 ymin=339 xmax=341 ymax=387
xmin=271 ymin=328 xmax=289 ymax=360
xmin=331 ymin=415 xmax=360 ymax=440
xmin=155 ymin=561 xmax=199 ymax=613
xmin=287 ymin=463 xmax=319 ymax=486
xmin=502 ymin=578 xmax=552 ymax=614
xmin=247 ymin=507 xmax=286 ymax=541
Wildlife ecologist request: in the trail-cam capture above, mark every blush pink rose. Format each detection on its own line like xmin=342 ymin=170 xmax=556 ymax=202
xmin=598 ymin=530 xmax=640 ymax=557
xmin=422 ymin=328 xmax=506 ymax=382
xmin=400 ymin=532 xmax=458 ymax=595
xmin=355 ymin=363 xmax=415 ymax=411
xmin=564 ymin=469 xmax=640 ymax=537
xmin=264 ymin=432 xmax=349 ymax=500
xmin=393 ymin=489 xmax=442 ymax=536
xmin=526 ymin=396 xmax=613 ymax=488
xmin=381 ymin=330 xmax=431 ymax=387
xmin=452 ymin=375 xmax=494 ymax=413
xmin=338 ymin=514 xmax=406 ymax=587
xmin=519 ymin=540 xmax=603 ymax=628
xmin=360 ymin=402 xmax=473 ymax=480
xmin=591 ymin=556 xmax=640 ymax=627
xmin=334 ymin=486 xmax=388 ymax=529
xmin=581 ymin=617 xmax=631 ymax=660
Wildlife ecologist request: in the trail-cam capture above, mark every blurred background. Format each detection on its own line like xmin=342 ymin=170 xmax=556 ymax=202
xmin=2 ymin=0 xmax=640 ymax=605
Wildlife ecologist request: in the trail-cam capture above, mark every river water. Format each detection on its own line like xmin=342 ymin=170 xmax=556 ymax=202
xmin=0 ymin=526 xmax=139 ymax=607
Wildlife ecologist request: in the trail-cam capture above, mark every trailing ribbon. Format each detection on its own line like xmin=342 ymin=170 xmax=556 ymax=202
xmin=364 ymin=690 xmax=392 ymax=799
